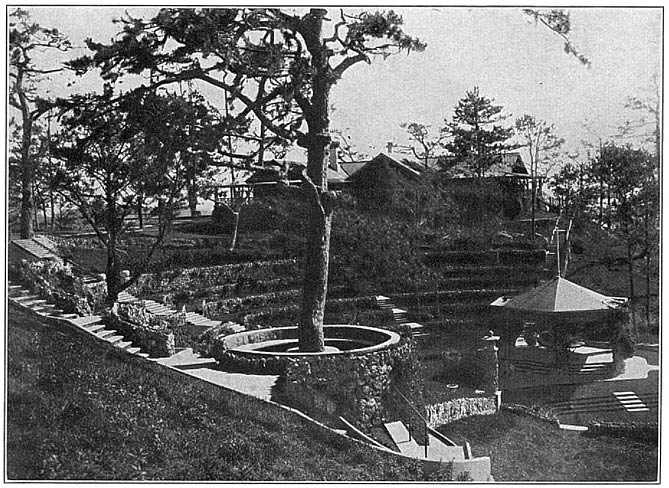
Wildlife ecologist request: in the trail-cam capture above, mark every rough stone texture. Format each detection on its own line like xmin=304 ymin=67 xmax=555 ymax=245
xmin=587 ymin=420 xmax=658 ymax=442
xmin=283 ymin=339 xmax=416 ymax=430
xmin=9 ymin=259 xmax=101 ymax=315
xmin=130 ymin=259 xmax=299 ymax=296
xmin=107 ymin=303 xmax=179 ymax=357
xmin=424 ymin=397 xmax=498 ymax=429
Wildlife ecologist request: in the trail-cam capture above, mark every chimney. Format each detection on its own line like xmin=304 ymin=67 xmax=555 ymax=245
xmin=328 ymin=141 xmax=340 ymax=172
xmin=386 ymin=141 xmax=394 ymax=154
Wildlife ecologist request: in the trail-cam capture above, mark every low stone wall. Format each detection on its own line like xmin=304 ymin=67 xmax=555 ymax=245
xmin=108 ymin=314 xmax=176 ymax=357
xmin=107 ymin=303 xmax=181 ymax=356
xmin=587 ymin=420 xmax=658 ymax=442
xmin=9 ymin=259 xmax=101 ymax=316
xmin=130 ymin=259 xmax=299 ymax=296
xmin=424 ymin=397 xmax=498 ymax=429
xmin=284 ymin=339 xmax=415 ymax=430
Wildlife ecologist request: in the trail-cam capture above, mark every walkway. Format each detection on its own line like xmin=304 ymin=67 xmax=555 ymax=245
xmin=156 ymin=348 xmax=279 ymax=401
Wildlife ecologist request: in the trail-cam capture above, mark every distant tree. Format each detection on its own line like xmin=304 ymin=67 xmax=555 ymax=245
xmin=9 ymin=8 xmax=71 ymax=238
xmin=68 ymin=8 xmax=425 ymax=350
xmin=591 ymin=144 xmax=656 ymax=331
xmin=624 ymin=74 xmax=661 ymax=161
xmin=400 ymin=122 xmax=449 ymax=168
xmin=549 ymin=156 xmax=593 ymax=218
xmin=514 ymin=114 xmax=564 ymax=237
xmin=445 ymin=87 xmax=513 ymax=177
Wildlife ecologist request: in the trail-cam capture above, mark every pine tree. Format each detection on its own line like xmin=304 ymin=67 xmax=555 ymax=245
xmin=445 ymin=87 xmax=513 ymax=177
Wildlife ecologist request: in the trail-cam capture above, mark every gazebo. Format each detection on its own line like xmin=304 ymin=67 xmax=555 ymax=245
xmin=490 ymin=276 xmax=628 ymax=370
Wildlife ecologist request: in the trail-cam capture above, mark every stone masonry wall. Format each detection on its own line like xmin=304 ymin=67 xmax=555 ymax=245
xmin=424 ymin=397 xmax=498 ymax=429
xmin=283 ymin=339 xmax=415 ymax=430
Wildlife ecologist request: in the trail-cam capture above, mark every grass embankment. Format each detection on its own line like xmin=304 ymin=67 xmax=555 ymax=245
xmin=7 ymin=307 xmax=429 ymax=481
xmin=438 ymin=410 xmax=658 ymax=482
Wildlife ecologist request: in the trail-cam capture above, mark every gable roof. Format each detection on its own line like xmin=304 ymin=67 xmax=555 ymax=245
xmin=346 ymin=152 xmax=422 ymax=182
xmin=441 ymin=152 xmax=530 ymax=178
xmin=339 ymin=161 xmax=368 ymax=178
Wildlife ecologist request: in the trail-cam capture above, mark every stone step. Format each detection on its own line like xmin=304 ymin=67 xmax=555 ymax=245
xmin=187 ymin=317 xmax=211 ymax=324
xmin=97 ymin=329 xmax=118 ymax=339
xmin=13 ymin=296 xmax=45 ymax=305
xmin=126 ymin=346 xmax=142 ymax=355
xmin=116 ymin=340 xmax=133 ymax=349
xmin=385 ymin=420 xmax=413 ymax=445
xmin=51 ymin=311 xmax=79 ymax=319
xmin=71 ymin=315 xmax=103 ymax=327
xmin=85 ymin=323 xmax=107 ymax=333
xmin=105 ymin=335 xmax=125 ymax=345
xmin=117 ymin=292 xmax=137 ymax=303
xmin=8 ymin=285 xmax=30 ymax=297
xmin=34 ymin=305 xmax=58 ymax=315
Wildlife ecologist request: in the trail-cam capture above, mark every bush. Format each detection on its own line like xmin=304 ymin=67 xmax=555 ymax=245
xmin=9 ymin=259 xmax=102 ymax=315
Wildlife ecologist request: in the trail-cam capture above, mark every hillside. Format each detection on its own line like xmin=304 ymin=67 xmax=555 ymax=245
xmin=6 ymin=306 xmax=431 ymax=481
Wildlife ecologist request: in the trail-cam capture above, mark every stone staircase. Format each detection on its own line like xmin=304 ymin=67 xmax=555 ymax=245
xmin=507 ymin=358 xmax=612 ymax=376
xmin=384 ymin=420 xmax=466 ymax=462
xmin=547 ymin=392 xmax=658 ymax=417
xmin=10 ymin=236 xmax=62 ymax=261
xmin=376 ymin=295 xmax=426 ymax=339
xmin=8 ymin=281 xmax=148 ymax=358
xmin=118 ymin=290 xmax=245 ymax=333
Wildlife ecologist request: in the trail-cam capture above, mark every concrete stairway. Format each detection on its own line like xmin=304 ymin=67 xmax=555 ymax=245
xmin=8 ymin=281 xmax=148 ymax=358
xmin=376 ymin=295 xmax=427 ymax=338
xmin=117 ymin=289 xmax=243 ymax=333
xmin=11 ymin=237 xmax=62 ymax=261
xmin=384 ymin=420 xmax=466 ymax=462
xmin=548 ymin=392 xmax=658 ymax=416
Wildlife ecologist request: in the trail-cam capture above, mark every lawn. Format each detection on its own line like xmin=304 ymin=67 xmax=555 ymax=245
xmin=437 ymin=410 xmax=658 ymax=481
xmin=6 ymin=306 xmax=431 ymax=481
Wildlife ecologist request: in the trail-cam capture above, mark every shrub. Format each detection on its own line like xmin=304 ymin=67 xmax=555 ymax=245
xmin=9 ymin=259 xmax=103 ymax=315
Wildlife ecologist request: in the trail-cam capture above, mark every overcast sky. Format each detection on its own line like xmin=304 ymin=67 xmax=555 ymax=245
xmin=17 ymin=6 xmax=663 ymax=161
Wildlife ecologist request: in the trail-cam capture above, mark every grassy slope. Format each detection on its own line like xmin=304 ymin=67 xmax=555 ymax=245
xmin=7 ymin=306 xmax=428 ymax=481
xmin=438 ymin=410 xmax=658 ymax=482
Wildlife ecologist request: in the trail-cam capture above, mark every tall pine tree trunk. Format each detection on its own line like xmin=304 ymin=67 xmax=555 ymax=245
xmin=106 ymin=231 xmax=122 ymax=305
xmin=298 ymin=9 xmax=332 ymax=352
xmin=105 ymin=190 xmax=121 ymax=304
xmin=20 ymin=142 xmax=34 ymax=238
xmin=188 ymin=178 xmax=199 ymax=216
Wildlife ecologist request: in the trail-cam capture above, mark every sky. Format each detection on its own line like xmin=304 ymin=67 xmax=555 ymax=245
xmin=13 ymin=6 xmax=663 ymax=164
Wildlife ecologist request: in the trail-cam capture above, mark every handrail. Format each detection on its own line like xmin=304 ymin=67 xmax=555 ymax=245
xmin=395 ymin=388 xmax=430 ymax=458
xmin=396 ymin=389 xmax=429 ymax=425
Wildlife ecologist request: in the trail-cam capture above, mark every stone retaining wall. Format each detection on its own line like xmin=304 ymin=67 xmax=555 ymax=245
xmin=424 ymin=397 xmax=498 ymax=429
xmin=106 ymin=315 xmax=176 ymax=357
xmin=107 ymin=303 xmax=184 ymax=356
xmin=130 ymin=259 xmax=299 ymax=296
xmin=284 ymin=339 xmax=415 ymax=430
xmin=587 ymin=420 xmax=658 ymax=442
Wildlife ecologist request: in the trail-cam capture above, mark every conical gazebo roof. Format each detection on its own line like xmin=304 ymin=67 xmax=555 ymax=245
xmin=491 ymin=276 xmax=627 ymax=324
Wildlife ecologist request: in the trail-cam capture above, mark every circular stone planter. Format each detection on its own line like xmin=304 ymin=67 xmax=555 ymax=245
xmin=217 ymin=325 xmax=401 ymax=373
